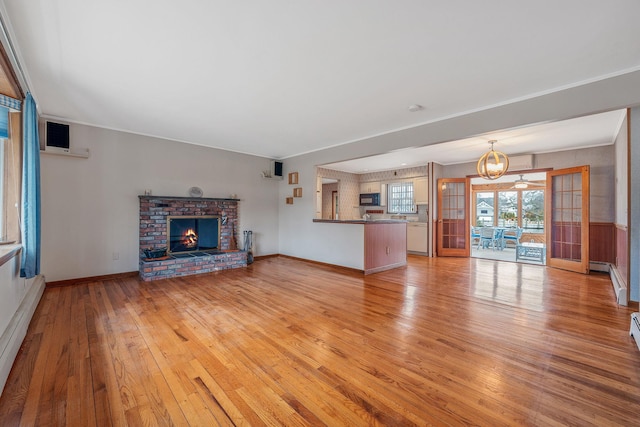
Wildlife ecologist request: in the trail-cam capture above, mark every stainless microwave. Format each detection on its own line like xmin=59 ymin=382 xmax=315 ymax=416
xmin=359 ymin=193 xmax=380 ymax=206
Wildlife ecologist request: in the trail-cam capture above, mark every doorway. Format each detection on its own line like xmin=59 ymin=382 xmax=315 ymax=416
xmin=469 ymin=172 xmax=546 ymax=264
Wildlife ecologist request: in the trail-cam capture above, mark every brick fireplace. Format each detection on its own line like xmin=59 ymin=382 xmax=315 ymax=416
xmin=139 ymin=196 xmax=247 ymax=281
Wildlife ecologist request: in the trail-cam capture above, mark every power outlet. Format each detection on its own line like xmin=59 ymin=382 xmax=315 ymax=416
xmin=112 ymin=252 xmax=119 ymax=261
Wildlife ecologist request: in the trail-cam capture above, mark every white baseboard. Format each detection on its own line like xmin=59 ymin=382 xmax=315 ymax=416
xmin=0 ymin=275 xmax=45 ymax=396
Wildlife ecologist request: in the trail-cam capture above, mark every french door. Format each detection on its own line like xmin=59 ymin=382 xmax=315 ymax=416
xmin=437 ymin=178 xmax=470 ymax=257
xmin=546 ymin=166 xmax=590 ymax=274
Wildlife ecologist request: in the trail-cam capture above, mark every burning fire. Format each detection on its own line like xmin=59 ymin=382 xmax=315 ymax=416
xmin=183 ymin=228 xmax=198 ymax=248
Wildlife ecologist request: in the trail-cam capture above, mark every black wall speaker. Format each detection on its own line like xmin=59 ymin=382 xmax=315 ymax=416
xmin=45 ymin=121 xmax=70 ymax=152
xmin=271 ymin=160 xmax=283 ymax=177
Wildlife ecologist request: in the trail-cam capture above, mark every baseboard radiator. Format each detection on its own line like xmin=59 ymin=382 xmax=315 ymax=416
xmin=590 ymin=261 xmax=627 ymax=306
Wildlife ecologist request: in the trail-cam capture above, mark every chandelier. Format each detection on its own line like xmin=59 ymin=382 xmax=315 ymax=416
xmin=476 ymin=140 xmax=509 ymax=180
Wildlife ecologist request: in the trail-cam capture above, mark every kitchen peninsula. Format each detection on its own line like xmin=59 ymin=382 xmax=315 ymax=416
xmin=312 ymin=219 xmax=407 ymax=274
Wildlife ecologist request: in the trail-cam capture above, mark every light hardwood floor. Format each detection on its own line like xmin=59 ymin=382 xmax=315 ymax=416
xmin=1 ymin=255 xmax=639 ymax=426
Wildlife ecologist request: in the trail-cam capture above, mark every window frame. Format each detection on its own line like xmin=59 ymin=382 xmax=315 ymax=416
xmin=387 ymin=181 xmax=415 ymax=214
xmin=1 ymin=111 xmax=21 ymax=243
xmin=472 ymin=184 xmax=545 ymax=234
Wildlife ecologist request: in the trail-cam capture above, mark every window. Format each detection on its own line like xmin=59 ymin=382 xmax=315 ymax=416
xmin=387 ymin=182 xmax=414 ymax=213
xmin=473 ymin=187 xmax=545 ymax=234
xmin=475 ymin=192 xmax=494 ymax=226
xmin=521 ymin=190 xmax=544 ymax=233
xmin=497 ymin=191 xmax=518 ymax=227
xmin=1 ymin=110 xmax=21 ymax=243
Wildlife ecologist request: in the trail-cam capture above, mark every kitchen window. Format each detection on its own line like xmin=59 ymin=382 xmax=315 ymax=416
xmin=387 ymin=182 xmax=414 ymax=214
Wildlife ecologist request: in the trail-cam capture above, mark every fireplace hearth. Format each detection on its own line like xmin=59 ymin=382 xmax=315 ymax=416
xmin=139 ymin=196 xmax=247 ymax=281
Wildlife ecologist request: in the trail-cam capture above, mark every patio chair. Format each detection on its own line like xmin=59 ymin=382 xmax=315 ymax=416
xmin=503 ymin=227 xmax=523 ymax=249
xmin=471 ymin=226 xmax=481 ymax=247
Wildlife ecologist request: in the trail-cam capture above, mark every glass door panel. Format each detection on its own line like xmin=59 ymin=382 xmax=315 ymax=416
xmin=546 ymin=166 xmax=590 ymax=273
xmin=437 ymin=178 xmax=470 ymax=257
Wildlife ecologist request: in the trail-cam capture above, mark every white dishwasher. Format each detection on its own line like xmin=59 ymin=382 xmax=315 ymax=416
xmin=407 ymin=222 xmax=428 ymax=254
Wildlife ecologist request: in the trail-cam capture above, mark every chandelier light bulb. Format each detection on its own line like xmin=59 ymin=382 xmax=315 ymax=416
xmin=477 ymin=140 xmax=509 ymax=180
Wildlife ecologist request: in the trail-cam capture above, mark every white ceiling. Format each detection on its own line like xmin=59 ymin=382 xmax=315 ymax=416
xmin=1 ymin=1 xmax=640 ymax=162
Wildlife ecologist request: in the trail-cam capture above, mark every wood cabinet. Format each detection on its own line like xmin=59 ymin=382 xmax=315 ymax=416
xmin=413 ymin=177 xmax=428 ymax=205
xmin=364 ymin=222 xmax=407 ymax=274
xmin=360 ymin=181 xmax=381 ymax=194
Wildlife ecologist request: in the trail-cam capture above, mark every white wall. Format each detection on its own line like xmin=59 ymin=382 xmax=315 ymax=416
xmin=614 ymin=113 xmax=628 ymax=226
xmin=40 ymin=124 xmax=280 ymax=282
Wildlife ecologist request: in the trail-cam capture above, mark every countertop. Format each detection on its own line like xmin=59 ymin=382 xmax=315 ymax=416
xmin=313 ymin=219 xmax=409 ymax=224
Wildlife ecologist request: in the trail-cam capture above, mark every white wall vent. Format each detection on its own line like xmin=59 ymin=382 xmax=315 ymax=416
xmin=508 ymin=154 xmax=533 ymax=171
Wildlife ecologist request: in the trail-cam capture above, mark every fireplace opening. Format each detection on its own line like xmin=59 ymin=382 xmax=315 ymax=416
xmin=167 ymin=215 xmax=221 ymax=254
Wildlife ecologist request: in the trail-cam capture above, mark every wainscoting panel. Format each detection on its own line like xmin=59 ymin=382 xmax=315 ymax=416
xmin=589 ymin=222 xmax=615 ymax=264
xmin=615 ymin=223 xmax=628 ymax=286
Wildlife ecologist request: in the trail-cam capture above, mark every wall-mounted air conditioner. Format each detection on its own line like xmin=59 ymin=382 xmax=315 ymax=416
xmin=508 ymin=154 xmax=533 ymax=171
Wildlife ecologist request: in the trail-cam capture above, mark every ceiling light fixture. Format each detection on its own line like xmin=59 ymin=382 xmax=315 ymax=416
xmin=512 ymin=174 xmax=545 ymax=190
xmin=477 ymin=140 xmax=509 ymax=180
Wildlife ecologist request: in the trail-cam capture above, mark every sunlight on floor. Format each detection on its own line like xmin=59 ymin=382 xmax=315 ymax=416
xmin=471 ymin=258 xmax=546 ymax=311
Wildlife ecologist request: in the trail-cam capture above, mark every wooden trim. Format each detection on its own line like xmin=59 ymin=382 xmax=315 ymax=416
xmin=364 ymin=261 xmax=406 ymax=275
xmin=466 ymin=167 xmax=552 ymax=180
xmin=252 ymin=254 xmax=279 ymax=261
xmin=0 ymin=38 xmax=23 ymax=98
xmin=3 ymin=112 xmax=22 ymax=243
xmin=46 ymin=271 xmax=139 ymax=287
xmin=471 ymin=181 xmax=545 ymax=191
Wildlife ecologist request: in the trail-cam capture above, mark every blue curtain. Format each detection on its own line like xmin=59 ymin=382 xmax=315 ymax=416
xmin=20 ymin=93 xmax=41 ymax=278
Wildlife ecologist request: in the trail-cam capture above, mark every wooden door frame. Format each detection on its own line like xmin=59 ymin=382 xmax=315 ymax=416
xmin=545 ymin=165 xmax=590 ymax=274
xmin=436 ymin=178 xmax=470 ymax=257
xmin=331 ymin=191 xmax=338 ymax=220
